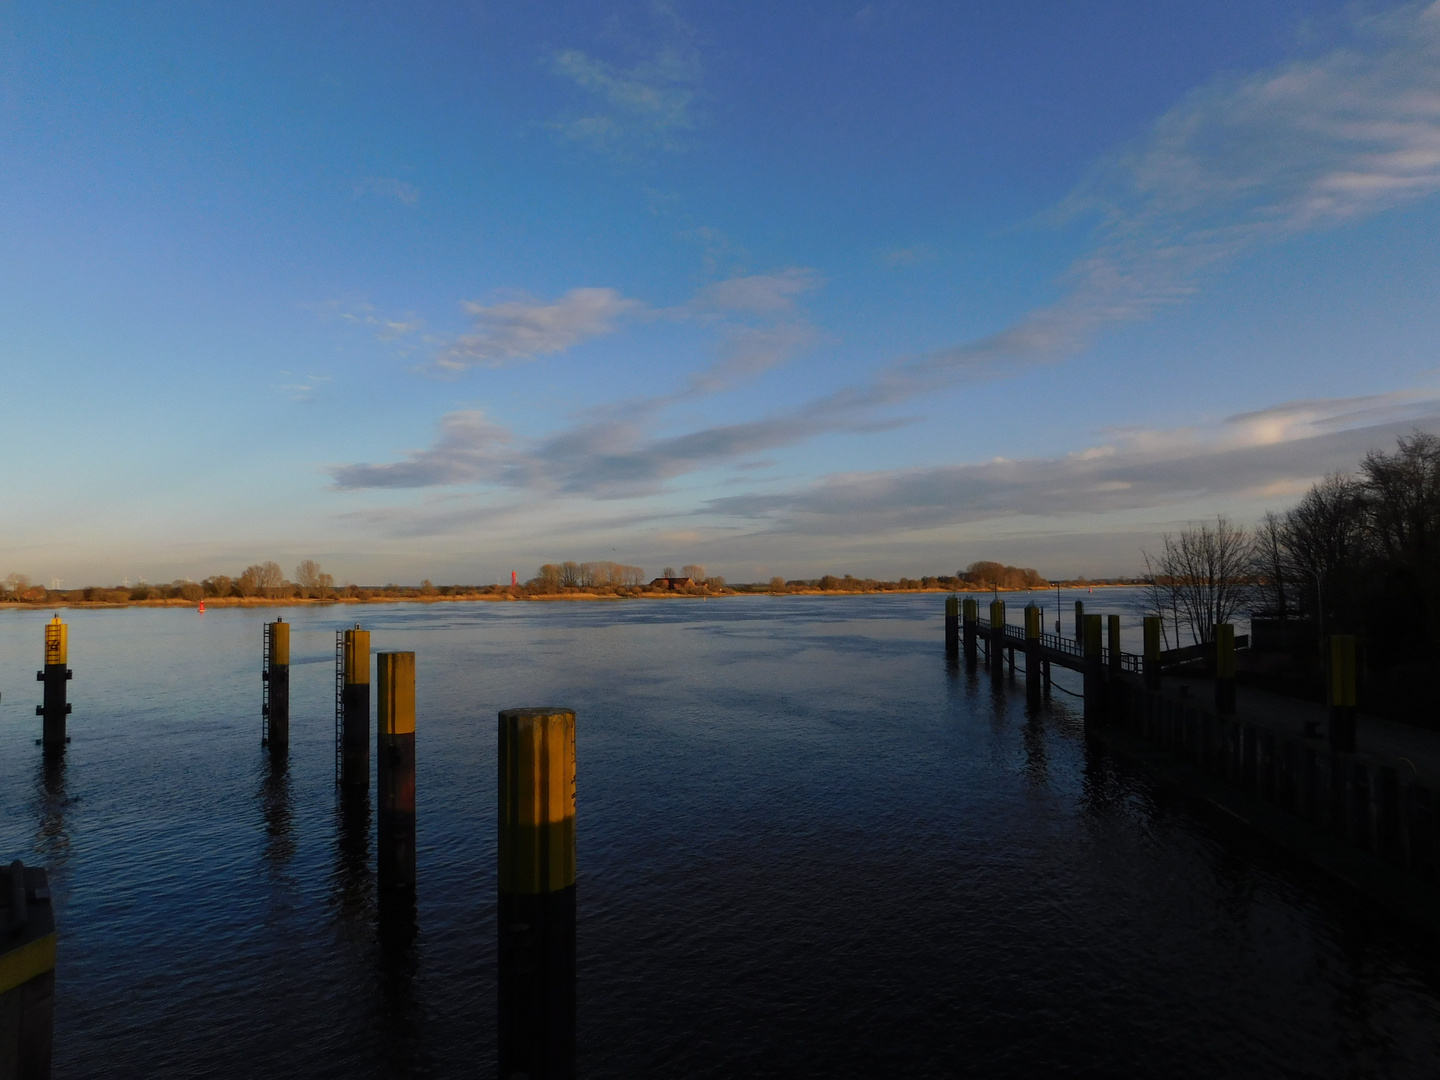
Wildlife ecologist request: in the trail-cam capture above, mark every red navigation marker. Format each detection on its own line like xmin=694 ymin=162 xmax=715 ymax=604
xmin=198 ymin=599 xmax=205 ymax=612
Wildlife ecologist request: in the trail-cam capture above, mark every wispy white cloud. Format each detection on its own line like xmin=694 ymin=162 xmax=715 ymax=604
xmin=549 ymin=21 xmax=700 ymax=155
xmin=434 ymin=288 xmax=641 ymax=373
xmin=276 ymin=372 xmax=332 ymax=403
xmin=324 ymin=300 xmax=424 ymax=341
xmin=354 ymin=176 xmax=420 ymax=205
xmin=878 ymin=244 xmax=934 ymax=268
xmin=686 ymin=268 xmax=819 ymax=316
xmin=330 ymin=410 xmax=520 ymax=489
xmin=426 ymin=268 xmax=819 ymax=383
xmin=327 ymin=384 xmax=902 ymax=498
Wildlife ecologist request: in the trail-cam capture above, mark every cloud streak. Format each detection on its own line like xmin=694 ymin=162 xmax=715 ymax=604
xmin=335 ymin=391 xmax=1440 ymax=555
xmin=702 ymin=392 xmax=1440 ymax=537
xmin=355 ymin=176 xmax=420 ymax=205
xmin=434 ymin=288 xmax=640 ymax=372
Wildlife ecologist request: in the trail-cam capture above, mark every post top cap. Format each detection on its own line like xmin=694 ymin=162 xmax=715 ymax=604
xmin=499 ymin=707 xmax=575 ymax=721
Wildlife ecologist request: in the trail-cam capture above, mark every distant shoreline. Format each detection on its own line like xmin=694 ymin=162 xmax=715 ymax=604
xmin=0 ymin=583 xmax=1131 ymax=612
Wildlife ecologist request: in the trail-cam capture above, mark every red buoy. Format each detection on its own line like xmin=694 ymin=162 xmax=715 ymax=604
xmin=198 ymin=599 xmax=205 ymax=613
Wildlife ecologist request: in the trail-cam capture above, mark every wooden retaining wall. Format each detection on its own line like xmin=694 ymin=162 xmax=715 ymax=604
xmin=1107 ymin=678 xmax=1438 ymax=884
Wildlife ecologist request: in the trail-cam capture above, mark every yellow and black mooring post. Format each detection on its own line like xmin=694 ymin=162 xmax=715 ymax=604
xmin=1143 ymin=616 xmax=1161 ymax=690
xmin=498 ymin=707 xmax=576 ymax=1080
xmin=1024 ymin=604 xmax=1042 ymax=704
xmin=377 ymin=652 xmax=416 ymax=896
xmin=35 ymin=616 xmax=71 ymax=752
xmin=1214 ymin=623 xmax=1236 ymax=714
xmin=1107 ymin=615 xmax=1121 ymax=676
xmin=989 ymin=599 xmax=1006 ymax=685
xmin=1327 ymin=634 xmax=1357 ymax=753
xmin=1074 ymin=600 xmax=1084 ymax=642
xmin=1 ymin=860 xmax=55 ymax=1078
xmin=944 ymin=596 xmax=959 ymax=659
xmin=1082 ymin=614 xmax=1105 ymax=727
xmin=340 ymin=625 xmax=371 ymax=789
xmin=263 ymin=619 xmax=290 ymax=751
xmin=962 ymin=598 xmax=978 ymax=671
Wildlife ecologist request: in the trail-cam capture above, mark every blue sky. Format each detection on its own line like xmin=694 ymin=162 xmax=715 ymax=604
xmin=4 ymin=1 xmax=1440 ymax=586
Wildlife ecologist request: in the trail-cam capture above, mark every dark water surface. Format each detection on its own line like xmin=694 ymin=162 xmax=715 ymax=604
xmin=2 ymin=594 xmax=1438 ymax=1078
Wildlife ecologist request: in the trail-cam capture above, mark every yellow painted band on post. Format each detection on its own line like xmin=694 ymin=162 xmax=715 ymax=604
xmin=269 ymin=620 xmax=290 ymax=666
xmin=945 ymin=595 xmax=958 ymax=618
xmin=1143 ymin=617 xmax=1160 ymax=662
xmin=989 ymin=600 xmax=1004 ymax=627
xmin=378 ymin=652 xmax=415 ymax=736
xmin=45 ymin=617 xmax=66 ymax=666
xmin=1330 ymin=635 xmax=1356 ymax=708
xmin=1083 ymin=614 xmax=1102 ymax=658
xmin=1024 ymin=605 xmax=1040 ymax=639
xmin=499 ymin=708 xmax=576 ymax=894
xmin=0 ymin=933 xmax=56 ymax=997
xmin=1215 ymin=624 xmax=1236 ymax=678
xmin=344 ymin=628 xmax=370 ymax=686
xmin=963 ymin=597 xmax=977 ymax=621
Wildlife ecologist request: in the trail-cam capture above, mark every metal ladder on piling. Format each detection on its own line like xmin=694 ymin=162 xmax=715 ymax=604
xmin=334 ymin=630 xmax=345 ymax=783
xmin=261 ymin=622 xmax=271 ymax=746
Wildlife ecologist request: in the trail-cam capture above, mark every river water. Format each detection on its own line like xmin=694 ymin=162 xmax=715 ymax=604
xmin=1 ymin=593 xmax=1436 ymax=1078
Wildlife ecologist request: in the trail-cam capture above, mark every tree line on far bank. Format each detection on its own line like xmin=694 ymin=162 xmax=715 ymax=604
xmin=0 ymin=560 xmax=470 ymax=604
xmin=1 ymin=556 xmax=1070 ymax=606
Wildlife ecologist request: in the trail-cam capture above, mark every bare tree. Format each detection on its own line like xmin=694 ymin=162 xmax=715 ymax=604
xmin=295 ymin=560 xmax=325 ymax=590
xmin=1250 ymin=511 xmax=1293 ymax=619
xmin=662 ymin=566 xmax=676 ymax=578
xmin=1144 ymin=516 xmax=1253 ymax=646
xmin=681 ymin=564 xmax=705 ymax=581
xmin=1360 ymin=431 xmax=1440 ymax=563
xmin=240 ymin=561 xmax=286 ymax=598
xmin=236 ymin=567 xmax=259 ymax=597
xmin=1282 ymin=473 xmax=1369 ymax=634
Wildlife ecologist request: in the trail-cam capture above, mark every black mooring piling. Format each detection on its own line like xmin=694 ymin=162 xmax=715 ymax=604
xmin=377 ymin=652 xmax=416 ymax=897
xmin=339 ymin=625 xmax=371 ymax=789
xmin=263 ymin=619 xmax=290 ymax=751
xmin=962 ymin=597 xmax=978 ymax=671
